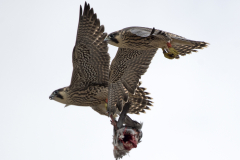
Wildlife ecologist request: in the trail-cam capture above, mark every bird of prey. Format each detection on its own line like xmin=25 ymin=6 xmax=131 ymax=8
xmin=105 ymin=27 xmax=208 ymax=116
xmin=49 ymin=2 xmax=153 ymax=116
xmin=111 ymin=102 xmax=143 ymax=160
xmin=104 ymin=26 xmax=209 ymax=59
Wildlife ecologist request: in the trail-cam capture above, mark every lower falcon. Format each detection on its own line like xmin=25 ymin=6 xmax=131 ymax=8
xmin=49 ymin=3 xmax=153 ymax=116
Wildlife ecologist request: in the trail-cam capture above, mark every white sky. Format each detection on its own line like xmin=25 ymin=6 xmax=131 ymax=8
xmin=1 ymin=0 xmax=240 ymax=160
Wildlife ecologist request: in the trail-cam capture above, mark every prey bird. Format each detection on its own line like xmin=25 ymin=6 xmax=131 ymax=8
xmin=49 ymin=2 xmax=153 ymax=116
xmin=111 ymin=102 xmax=143 ymax=160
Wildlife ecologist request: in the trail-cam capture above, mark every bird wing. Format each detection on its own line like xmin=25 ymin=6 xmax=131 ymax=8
xmin=129 ymin=27 xmax=208 ymax=56
xmin=128 ymin=27 xmax=153 ymax=37
xmin=128 ymin=27 xmax=185 ymax=39
xmin=107 ymin=48 xmax=157 ymax=115
xmin=124 ymin=115 xmax=143 ymax=130
xmin=69 ymin=2 xmax=110 ymax=90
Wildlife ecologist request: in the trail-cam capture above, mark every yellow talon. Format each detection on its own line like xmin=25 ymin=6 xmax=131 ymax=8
xmin=162 ymin=47 xmax=179 ymax=59
xmin=163 ymin=52 xmax=175 ymax=59
xmin=105 ymin=103 xmax=107 ymax=110
xmin=169 ymin=47 xmax=179 ymax=57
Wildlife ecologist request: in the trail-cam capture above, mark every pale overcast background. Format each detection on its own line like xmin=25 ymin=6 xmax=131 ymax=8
xmin=1 ymin=0 xmax=240 ymax=160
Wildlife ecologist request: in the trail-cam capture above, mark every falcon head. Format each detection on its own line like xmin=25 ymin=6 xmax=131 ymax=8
xmin=104 ymin=32 xmax=122 ymax=47
xmin=49 ymin=87 xmax=68 ymax=104
xmin=113 ymin=125 xmax=143 ymax=159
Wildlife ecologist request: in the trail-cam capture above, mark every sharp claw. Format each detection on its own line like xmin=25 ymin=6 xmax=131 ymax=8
xmin=163 ymin=47 xmax=179 ymax=59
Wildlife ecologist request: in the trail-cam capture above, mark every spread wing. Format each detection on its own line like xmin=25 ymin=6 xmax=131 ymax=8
xmin=107 ymin=48 xmax=157 ymax=115
xmin=129 ymin=27 xmax=208 ymax=57
xmin=129 ymin=27 xmax=154 ymax=37
xmin=70 ymin=2 xmax=110 ymax=90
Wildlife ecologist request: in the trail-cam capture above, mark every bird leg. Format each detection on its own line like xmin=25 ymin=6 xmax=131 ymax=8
xmin=105 ymin=99 xmax=108 ymax=111
xmin=110 ymin=115 xmax=117 ymax=129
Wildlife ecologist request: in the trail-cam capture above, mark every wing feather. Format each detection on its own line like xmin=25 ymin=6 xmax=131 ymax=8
xmin=107 ymin=48 xmax=157 ymax=115
xmin=128 ymin=27 xmax=208 ymax=57
xmin=70 ymin=3 xmax=110 ymax=90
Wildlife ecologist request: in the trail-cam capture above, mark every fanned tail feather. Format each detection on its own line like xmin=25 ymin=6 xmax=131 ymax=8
xmin=172 ymin=40 xmax=209 ymax=56
xmin=128 ymin=82 xmax=153 ymax=114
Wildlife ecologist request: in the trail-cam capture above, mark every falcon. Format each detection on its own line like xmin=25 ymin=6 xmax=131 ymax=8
xmin=111 ymin=102 xmax=143 ymax=159
xmin=105 ymin=27 xmax=209 ymax=116
xmin=49 ymin=2 xmax=153 ymax=116
xmin=104 ymin=26 xmax=209 ymax=59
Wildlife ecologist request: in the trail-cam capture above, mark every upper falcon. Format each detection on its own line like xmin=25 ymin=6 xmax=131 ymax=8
xmin=105 ymin=27 xmax=208 ymax=116
xmin=105 ymin=26 xmax=209 ymax=59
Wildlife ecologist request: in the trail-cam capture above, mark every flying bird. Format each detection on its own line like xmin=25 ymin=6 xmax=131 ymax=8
xmin=49 ymin=2 xmax=153 ymax=116
xmin=105 ymin=27 xmax=209 ymax=116
xmin=104 ymin=26 xmax=209 ymax=59
xmin=111 ymin=102 xmax=143 ymax=160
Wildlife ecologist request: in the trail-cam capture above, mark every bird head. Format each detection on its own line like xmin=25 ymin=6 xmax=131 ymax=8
xmin=104 ymin=32 xmax=121 ymax=47
xmin=113 ymin=126 xmax=143 ymax=159
xmin=49 ymin=87 xmax=68 ymax=104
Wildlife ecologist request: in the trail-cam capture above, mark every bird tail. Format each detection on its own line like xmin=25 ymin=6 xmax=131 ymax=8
xmin=171 ymin=39 xmax=209 ymax=56
xmin=155 ymin=30 xmax=209 ymax=58
xmin=128 ymin=82 xmax=153 ymax=114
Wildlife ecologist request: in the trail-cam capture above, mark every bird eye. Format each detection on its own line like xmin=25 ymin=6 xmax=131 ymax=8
xmin=54 ymin=91 xmax=57 ymax=94
xmin=109 ymin=34 xmax=113 ymax=38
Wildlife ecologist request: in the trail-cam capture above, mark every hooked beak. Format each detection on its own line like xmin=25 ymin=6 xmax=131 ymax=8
xmin=104 ymin=36 xmax=110 ymax=42
xmin=49 ymin=94 xmax=54 ymax=100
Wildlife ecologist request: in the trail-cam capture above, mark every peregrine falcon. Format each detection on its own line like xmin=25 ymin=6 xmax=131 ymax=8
xmin=49 ymin=3 xmax=153 ymax=116
xmin=111 ymin=102 xmax=143 ymax=160
xmin=104 ymin=27 xmax=209 ymax=59
xmin=105 ymin=27 xmax=208 ymax=116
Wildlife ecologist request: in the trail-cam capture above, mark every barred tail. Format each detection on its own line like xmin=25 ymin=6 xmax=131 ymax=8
xmin=128 ymin=82 xmax=153 ymax=114
xmin=172 ymin=38 xmax=209 ymax=56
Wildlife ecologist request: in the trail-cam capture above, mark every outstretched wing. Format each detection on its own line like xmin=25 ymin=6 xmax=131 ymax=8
xmin=107 ymin=48 xmax=157 ymax=115
xmin=129 ymin=27 xmax=208 ymax=57
xmin=70 ymin=2 xmax=110 ymax=90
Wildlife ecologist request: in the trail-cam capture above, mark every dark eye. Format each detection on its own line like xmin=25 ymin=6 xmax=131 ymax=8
xmin=54 ymin=91 xmax=57 ymax=94
xmin=109 ymin=34 xmax=113 ymax=38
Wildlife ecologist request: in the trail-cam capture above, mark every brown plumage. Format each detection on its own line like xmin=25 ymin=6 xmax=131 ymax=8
xmin=107 ymin=48 xmax=157 ymax=115
xmin=105 ymin=26 xmax=209 ymax=59
xmin=49 ymin=2 xmax=153 ymax=116
xmin=105 ymin=26 xmax=208 ymax=115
